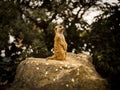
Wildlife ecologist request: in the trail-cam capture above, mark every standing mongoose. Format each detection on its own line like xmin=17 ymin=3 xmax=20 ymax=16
xmin=47 ymin=25 xmax=67 ymax=60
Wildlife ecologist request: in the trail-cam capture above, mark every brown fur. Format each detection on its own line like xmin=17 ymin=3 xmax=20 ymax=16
xmin=47 ymin=25 xmax=67 ymax=60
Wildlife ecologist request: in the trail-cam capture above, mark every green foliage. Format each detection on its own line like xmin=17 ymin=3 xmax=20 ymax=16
xmin=0 ymin=1 xmax=18 ymax=50
xmin=83 ymin=2 xmax=120 ymax=89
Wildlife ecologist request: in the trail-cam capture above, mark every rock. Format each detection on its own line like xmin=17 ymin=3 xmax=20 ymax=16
xmin=8 ymin=53 xmax=109 ymax=90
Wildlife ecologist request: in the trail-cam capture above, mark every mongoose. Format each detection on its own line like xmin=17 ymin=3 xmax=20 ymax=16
xmin=47 ymin=25 xmax=67 ymax=60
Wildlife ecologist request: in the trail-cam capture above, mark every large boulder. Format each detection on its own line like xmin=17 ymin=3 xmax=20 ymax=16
xmin=8 ymin=53 xmax=109 ymax=90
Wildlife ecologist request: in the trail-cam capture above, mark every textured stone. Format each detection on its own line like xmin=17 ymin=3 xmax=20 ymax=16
xmin=8 ymin=53 xmax=109 ymax=90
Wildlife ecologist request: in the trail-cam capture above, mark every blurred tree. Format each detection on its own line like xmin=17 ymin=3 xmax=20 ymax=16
xmin=0 ymin=0 xmax=100 ymax=56
xmin=16 ymin=0 xmax=99 ymax=53
xmin=83 ymin=1 xmax=120 ymax=90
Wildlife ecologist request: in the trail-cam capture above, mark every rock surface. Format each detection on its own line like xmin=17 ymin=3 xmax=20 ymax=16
xmin=8 ymin=53 xmax=109 ymax=90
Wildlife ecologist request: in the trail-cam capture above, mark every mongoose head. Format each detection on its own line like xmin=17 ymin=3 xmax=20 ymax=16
xmin=54 ymin=25 xmax=64 ymax=33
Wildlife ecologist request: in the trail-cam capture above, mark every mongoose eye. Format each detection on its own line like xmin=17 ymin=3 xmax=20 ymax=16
xmin=54 ymin=27 xmax=57 ymax=31
xmin=59 ymin=26 xmax=62 ymax=28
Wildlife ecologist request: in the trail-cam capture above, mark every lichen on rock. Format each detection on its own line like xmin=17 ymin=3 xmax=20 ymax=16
xmin=8 ymin=53 xmax=109 ymax=90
